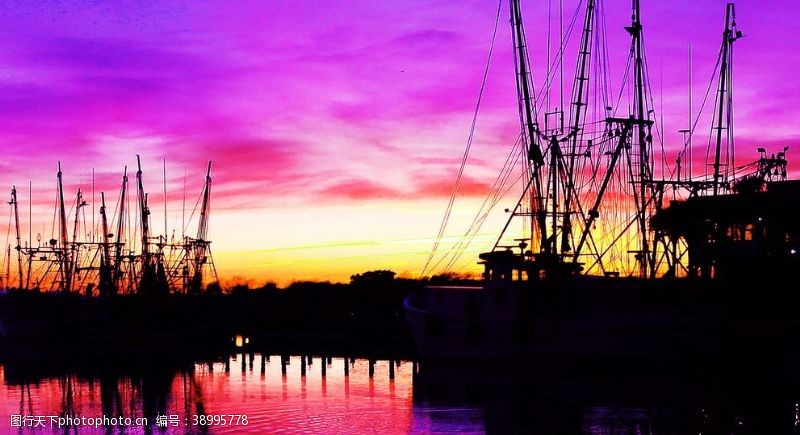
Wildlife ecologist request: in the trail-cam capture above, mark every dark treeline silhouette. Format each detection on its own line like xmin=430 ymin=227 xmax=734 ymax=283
xmin=0 ymin=269 xmax=479 ymax=359
xmin=217 ymin=270 xmax=480 ymax=358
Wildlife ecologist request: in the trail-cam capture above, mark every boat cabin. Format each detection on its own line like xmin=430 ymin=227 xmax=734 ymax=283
xmin=651 ymin=180 xmax=800 ymax=280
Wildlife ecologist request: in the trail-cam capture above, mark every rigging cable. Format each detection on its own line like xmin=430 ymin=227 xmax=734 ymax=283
xmin=535 ymin=1 xmax=583 ymax=115
xmin=704 ymin=46 xmax=725 ymax=183
xmin=665 ymin=45 xmax=721 ymax=182
xmin=420 ymin=0 xmax=503 ymax=277
xmin=432 ymin=134 xmax=524 ymax=273
xmin=441 ymin=137 xmax=526 ymax=273
xmin=728 ymin=38 xmax=736 ymax=182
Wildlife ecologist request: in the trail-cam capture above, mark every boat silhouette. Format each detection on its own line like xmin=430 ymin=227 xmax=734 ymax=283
xmin=0 ymin=157 xmax=224 ymax=344
xmin=405 ymin=0 xmax=800 ymax=361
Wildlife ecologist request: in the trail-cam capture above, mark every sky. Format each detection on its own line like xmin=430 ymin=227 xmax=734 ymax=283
xmin=0 ymin=0 xmax=798 ymax=286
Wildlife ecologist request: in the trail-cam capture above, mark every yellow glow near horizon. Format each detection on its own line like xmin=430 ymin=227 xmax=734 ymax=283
xmin=207 ymin=199 xmax=506 ymax=287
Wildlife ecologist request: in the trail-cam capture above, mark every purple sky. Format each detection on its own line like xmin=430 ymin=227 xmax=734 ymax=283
xmin=0 ymin=0 xmax=798 ymax=283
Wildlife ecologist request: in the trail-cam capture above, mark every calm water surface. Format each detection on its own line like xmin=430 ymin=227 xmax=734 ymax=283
xmin=1 ymin=351 xmax=800 ymax=433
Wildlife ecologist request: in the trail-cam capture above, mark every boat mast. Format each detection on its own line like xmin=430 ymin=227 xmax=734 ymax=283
xmin=57 ymin=162 xmax=71 ymax=292
xmin=627 ymin=0 xmax=654 ymax=278
xmin=712 ymin=3 xmax=740 ymax=196
xmin=510 ymin=0 xmax=548 ymax=254
xmin=3 ymin=246 xmax=9 ymax=288
xmin=562 ymin=0 xmax=596 ymax=256
xmin=573 ymin=118 xmax=647 ymax=264
xmin=136 ymin=155 xmax=150 ymax=264
xmin=136 ymin=154 xmax=160 ymax=295
xmin=113 ymin=167 xmax=128 ymax=293
xmin=26 ymin=181 xmax=32 ymax=289
xmin=9 ymin=186 xmax=23 ymax=289
xmin=191 ymin=161 xmax=213 ymax=294
xmin=70 ymin=188 xmax=87 ymax=292
xmin=99 ymin=192 xmax=114 ymax=296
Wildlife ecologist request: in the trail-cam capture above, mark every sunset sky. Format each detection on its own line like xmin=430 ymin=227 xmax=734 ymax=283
xmin=0 ymin=0 xmax=798 ymax=286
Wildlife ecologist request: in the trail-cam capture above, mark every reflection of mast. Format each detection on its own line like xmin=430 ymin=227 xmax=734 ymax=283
xmin=100 ymin=374 xmax=123 ymax=420
xmin=60 ymin=374 xmax=77 ymax=418
xmin=19 ymin=384 xmax=34 ymax=417
xmin=9 ymin=186 xmax=24 ymax=289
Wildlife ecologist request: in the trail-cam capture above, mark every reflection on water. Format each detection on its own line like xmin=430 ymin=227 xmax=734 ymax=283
xmin=1 ymin=354 xmax=414 ymax=433
xmin=2 ymin=351 xmax=800 ymax=433
xmin=412 ymin=362 xmax=800 ymax=434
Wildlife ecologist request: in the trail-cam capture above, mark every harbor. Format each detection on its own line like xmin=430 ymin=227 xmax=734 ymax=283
xmin=2 ymin=0 xmax=800 ymax=432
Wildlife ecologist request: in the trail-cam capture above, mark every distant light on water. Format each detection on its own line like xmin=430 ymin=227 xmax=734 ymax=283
xmin=234 ymin=335 xmax=250 ymax=347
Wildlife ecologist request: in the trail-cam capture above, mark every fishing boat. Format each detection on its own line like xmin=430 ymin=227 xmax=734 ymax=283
xmin=405 ymin=0 xmax=800 ymax=361
xmin=0 ymin=157 xmax=224 ymax=344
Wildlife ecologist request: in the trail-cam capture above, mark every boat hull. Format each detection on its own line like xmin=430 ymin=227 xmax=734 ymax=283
xmin=404 ymin=279 xmax=797 ymax=361
xmin=0 ymin=290 xmax=229 ymax=346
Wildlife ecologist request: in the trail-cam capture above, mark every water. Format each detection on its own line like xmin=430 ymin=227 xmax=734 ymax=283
xmin=2 ymin=350 xmax=800 ymax=433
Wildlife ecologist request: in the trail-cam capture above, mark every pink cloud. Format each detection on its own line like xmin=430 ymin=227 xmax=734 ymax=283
xmin=415 ymin=175 xmax=493 ymax=198
xmin=317 ymin=179 xmax=403 ymax=201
